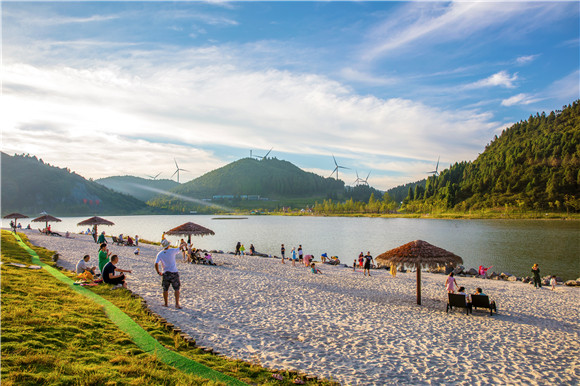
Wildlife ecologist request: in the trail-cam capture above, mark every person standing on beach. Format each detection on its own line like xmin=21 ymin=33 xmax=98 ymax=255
xmin=363 ymin=252 xmax=373 ymax=276
xmin=240 ymin=244 xmax=246 ymax=256
xmin=98 ymin=243 xmax=111 ymax=274
xmin=235 ymin=242 xmax=241 ymax=256
xmin=97 ymin=231 xmax=106 ymax=245
xmin=445 ymin=272 xmax=457 ymax=293
xmin=281 ymin=244 xmax=286 ymax=264
xmin=298 ymin=245 xmax=303 ymax=263
xmin=155 ymin=239 xmax=182 ymax=309
xmin=179 ymin=239 xmax=188 ymax=262
xmin=291 ymin=247 xmax=297 ymax=267
xmin=532 ymin=264 xmax=542 ymax=288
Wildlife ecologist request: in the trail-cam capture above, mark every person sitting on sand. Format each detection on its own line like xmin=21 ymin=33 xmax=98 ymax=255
xmin=311 ymin=262 xmax=322 ymax=274
xmin=204 ymin=252 xmax=215 ymax=265
xmin=97 ymin=231 xmax=106 ymax=245
xmin=76 ymin=254 xmax=96 ymax=275
xmin=249 ymin=244 xmax=255 ymax=256
xmin=445 ymin=272 xmax=457 ymax=293
xmin=102 ymin=255 xmax=131 ymax=289
xmin=98 ymin=243 xmax=111 ymax=274
xmin=126 ymin=235 xmax=134 ymax=246
xmin=26 ymin=224 xmax=31 ymax=229
xmin=134 ymin=248 xmax=140 ymax=255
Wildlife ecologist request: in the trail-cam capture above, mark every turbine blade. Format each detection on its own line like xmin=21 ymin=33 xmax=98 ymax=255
xmin=366 ymin=171 xmax=371 ymax=180
xmin=263 ymin=148 xmax=273 ymax=158
xmin=332 ymin=154 xmax=338 ymax=167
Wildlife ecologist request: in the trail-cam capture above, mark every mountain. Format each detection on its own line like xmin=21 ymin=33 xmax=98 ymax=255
xmin=403 ymin=101 xmax=580 ymax=212
xmin=96 ymin=176 xmax=180 ymax=202
xmin=147 ymin=157 xmax=345 ymax=212
xmin=1 ymin=153 xmax=152 ymax=216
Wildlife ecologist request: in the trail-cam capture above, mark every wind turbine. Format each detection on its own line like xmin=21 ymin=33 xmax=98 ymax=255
xmin=353 ymin=170 xmax=364 ymax=186
xmin=147 ymin=172 xmax=161 ymax=180
xmin=254 ymin=147 xmax=273 ymax=160
xmin=362 ymin=171 xmax=371 ymax=186
xmin=329 ymin=154 xmax=349 ymax=181
xmin=171 ymin=159 xmax=189 ymax=183
xmin=427 ymin=156 xmax=440 ymax=176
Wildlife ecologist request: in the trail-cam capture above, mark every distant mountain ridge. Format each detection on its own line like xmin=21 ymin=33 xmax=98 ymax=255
xmin=96 ymin=176 xmax=180 ymax=203
xmin=147 ymin=157 xmax=345 ymax=212
xmin=1 ymin=153 xmax=153 ymax=216
xmin=402 ymin=101 xmax=580 ymax=212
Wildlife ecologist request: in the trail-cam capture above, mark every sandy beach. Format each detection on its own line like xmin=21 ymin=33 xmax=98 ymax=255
xmin=19 ymin=230 xmax=580 ymax=385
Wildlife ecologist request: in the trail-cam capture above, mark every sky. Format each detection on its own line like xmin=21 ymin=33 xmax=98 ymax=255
xmin=2 ymin=1 xmax=579 ymax=190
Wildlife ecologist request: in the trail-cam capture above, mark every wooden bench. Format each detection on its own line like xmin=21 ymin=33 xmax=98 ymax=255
xmin=111 ymin=236 xmax=125 ymax=246
xmin=471 ymin=294 xmax=497 ymax=316
xmin=446 ymin=293 xmax=472 ymax=315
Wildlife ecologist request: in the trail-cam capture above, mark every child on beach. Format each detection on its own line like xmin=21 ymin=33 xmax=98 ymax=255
xmin=550 ymin=275 xmax=557 ymax=290
xmin=445 ymin=272 xmax=457 ymax=293
xmin=311 ymin=263 xmax=322 ymax=274
xmin=281 ymin=244 xmax=285 ymax=264
xmin=353 ymin=259 xmax=357 ymax=271
xmin=291 ymin=247 xmax=297 ymax=267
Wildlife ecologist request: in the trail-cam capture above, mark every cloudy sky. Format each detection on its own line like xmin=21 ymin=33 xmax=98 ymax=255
xmin=2 ymin=1 xmax=579 ymax=190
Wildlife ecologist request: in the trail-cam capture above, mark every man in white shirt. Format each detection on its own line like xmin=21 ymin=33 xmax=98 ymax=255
xmin=154 ymin=239 xmax=182 ymax=309
xmin=76 ymin=255 xmax=96 ymax=275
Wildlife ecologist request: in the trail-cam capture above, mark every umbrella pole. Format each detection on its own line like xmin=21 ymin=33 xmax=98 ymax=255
xmin=416 ymin=263 xmax=421 ymax=305
xmin=188 ymin=235 xmax=191 ymax=244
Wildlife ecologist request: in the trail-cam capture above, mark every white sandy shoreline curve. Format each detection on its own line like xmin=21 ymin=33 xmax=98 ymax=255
xmin=18 ymin=230 xmax=580 ymax=385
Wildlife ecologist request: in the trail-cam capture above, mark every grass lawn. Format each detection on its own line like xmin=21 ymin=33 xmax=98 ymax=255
xmin=1 ymin=231 xmax=334 ymax=385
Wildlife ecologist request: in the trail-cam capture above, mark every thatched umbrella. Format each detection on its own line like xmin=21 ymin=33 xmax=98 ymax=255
xmin=165 ymin=222 xmax=215 ymax=244
xmin=3 ymin=212 xmax=28 ymax=230
xmin=376 ymin=240 xmax=463 ymax=305
xmin=77 ymin=216 xmax=115 ymax=236
xmin=31 ymin=214 xmax=62 ymax=230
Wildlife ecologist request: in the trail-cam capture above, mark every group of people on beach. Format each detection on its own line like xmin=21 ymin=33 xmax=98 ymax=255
xmin=178 ymin=238 xmax=215 ymax=265
xmin=279 ymin=244 xmax=322 ymax=273
xmin=234 ymin=241 xmax=256 ymax=256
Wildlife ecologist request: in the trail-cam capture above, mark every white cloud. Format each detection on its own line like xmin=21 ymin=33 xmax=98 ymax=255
xmin=362 ymin=2 xmax=571 ymax=61
xmin=515 ymin=54 xmax=539 ymax=65
xmin=2 ymin=45 xmax=498 ymax=189
xmin=339 ymin=67 xmax=398 ymax=86
xmin=501 ymin=93 xmax=541 ymax=107
xmin=465 ymin=71 xmax=518 ymax=89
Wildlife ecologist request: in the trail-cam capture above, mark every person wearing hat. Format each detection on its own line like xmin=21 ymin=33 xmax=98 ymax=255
xmin=155 ymin=238 xmax=182 ymax=309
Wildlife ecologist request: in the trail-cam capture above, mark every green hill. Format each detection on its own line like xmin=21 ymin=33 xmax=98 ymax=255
xmin=403 ymin=101 xmax=580 ymax=213
xmin=1 ymin=153 xmax=152 ymax=216
xmin=95 ymin=176 xmax=180 ymax=202
xmin=147 ymin=157 xmax=345 ymax=212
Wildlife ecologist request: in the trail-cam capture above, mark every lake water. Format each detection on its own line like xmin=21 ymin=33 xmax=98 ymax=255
xmin=9 ymin=215 xmax=580 ymax=280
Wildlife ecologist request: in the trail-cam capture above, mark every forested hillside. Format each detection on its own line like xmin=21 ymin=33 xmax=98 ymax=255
xmin=403 ymin=101 xmax=580 ymax=213
xmin=96 ymin=176 xmax=179 ymax=202
xmin=148 ymin=157 xmax=345 ymax=212
xmin=1 ymin=153 xmax=150 ymax=216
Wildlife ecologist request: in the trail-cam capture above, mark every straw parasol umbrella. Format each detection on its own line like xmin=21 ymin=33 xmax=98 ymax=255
xmin=165 ymin=222 xmax=215 ymax=244
xmin=376 ymin=240 xmax=463 ymax=305
xmin=77 ymin=216 xmax=115 ymax=236
xmin=3 ymin=212 xmax=29 ymax=230
xmin=31 ymin=214 xmax=62 ymax=230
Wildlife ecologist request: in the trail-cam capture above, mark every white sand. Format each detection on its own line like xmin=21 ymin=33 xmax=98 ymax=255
xmin=20 ymin=230 xmax=580 ymax=385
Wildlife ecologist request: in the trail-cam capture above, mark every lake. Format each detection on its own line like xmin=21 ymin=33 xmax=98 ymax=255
xmin=9 ymin=215 xmax=580 ymax=280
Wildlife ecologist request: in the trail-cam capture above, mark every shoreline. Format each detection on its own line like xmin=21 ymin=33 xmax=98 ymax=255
xmin=16 ymin=229 xmax=580 ymax=385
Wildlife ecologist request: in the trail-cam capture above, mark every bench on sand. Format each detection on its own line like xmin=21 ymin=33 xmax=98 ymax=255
xmin=471 ymin=294 xmax=497 ymax=316
xmin=446 ymin=293 xmax=472 ymax=315
xmin=111 ymin=236 xmax=125 ymax=246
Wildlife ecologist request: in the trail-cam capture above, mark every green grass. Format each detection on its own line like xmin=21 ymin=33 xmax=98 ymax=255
xmin=1 ymin=231 xmax=335 ymax=386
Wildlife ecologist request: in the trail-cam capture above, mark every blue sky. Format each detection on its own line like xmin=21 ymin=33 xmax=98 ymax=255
xmin=2 ymin=1 xmax=579 ymax=190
